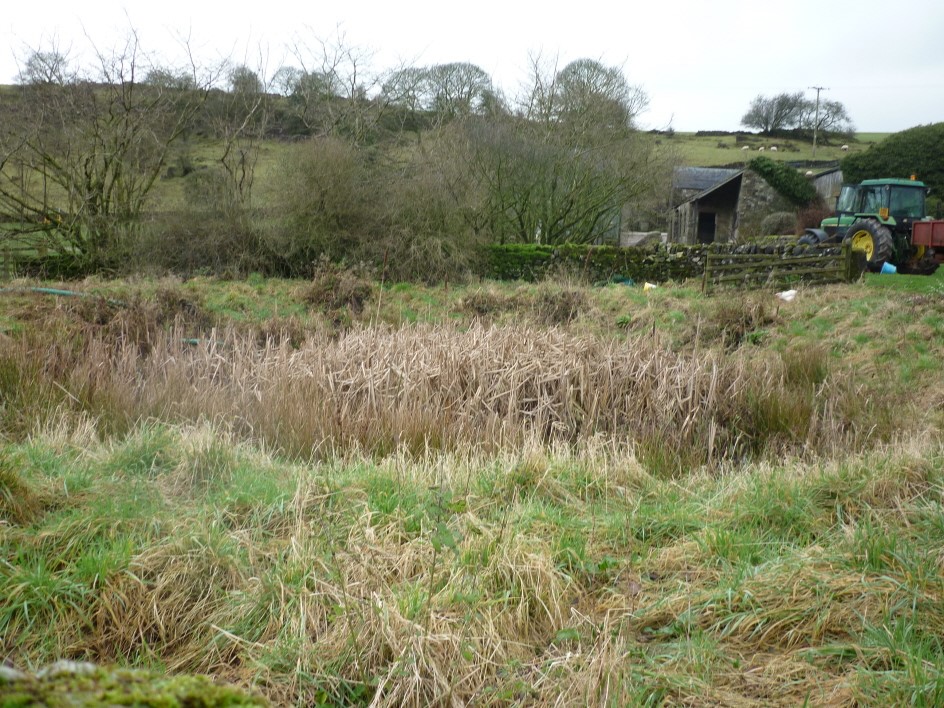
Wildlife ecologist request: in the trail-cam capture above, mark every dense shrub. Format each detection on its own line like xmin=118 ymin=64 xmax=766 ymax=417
xmin=841 ymin=122 xmax=944 ymax=196
xmin=749 ymin=156 xmax=818 ymax=206
xmin=269 ymin=136 xmax=485 ymax=282
xmin=759 ymin=211 xmax=798 ymax=236
xmin=131 ymin=211 xmax=270 ymax=276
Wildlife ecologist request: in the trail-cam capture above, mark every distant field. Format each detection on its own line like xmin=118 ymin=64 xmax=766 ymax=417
xmin=664 ymin=132 xmax=888 ymax=168
xmin=854 ymin=132 xmax=890 ymax=144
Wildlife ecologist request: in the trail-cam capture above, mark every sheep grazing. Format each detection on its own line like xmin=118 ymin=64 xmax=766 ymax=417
xmin=840 ymin=144 xmax=850 ymax=151
xmin=758 ymin=146 xmax=765 ymax=152
xmin=769 ymin=146 xmax=778 ymax=152
xmin=741 ymin=145 xmax=750 ymax=151
xmin=805 ymin=170 xmax=814 ymax=177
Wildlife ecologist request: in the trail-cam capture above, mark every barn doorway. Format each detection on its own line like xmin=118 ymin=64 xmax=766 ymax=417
xmin=697 ymin=211 xmax=716 ymax=244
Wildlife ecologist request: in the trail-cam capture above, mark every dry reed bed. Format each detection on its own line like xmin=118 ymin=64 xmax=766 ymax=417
xmin=2 ymin=320 xmax=890 ymax=461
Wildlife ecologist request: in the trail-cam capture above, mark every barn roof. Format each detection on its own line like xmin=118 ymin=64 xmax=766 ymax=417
xmin=673 ymin=167 xmax=743 ymax=192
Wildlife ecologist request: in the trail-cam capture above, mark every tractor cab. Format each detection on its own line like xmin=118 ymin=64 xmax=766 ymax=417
xmin=824 ymin=179 xmax=928 ymax=238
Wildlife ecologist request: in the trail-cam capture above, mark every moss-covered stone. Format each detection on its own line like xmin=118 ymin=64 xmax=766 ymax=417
xmin=484 ymin=242 xmax=856 ymax=288
xmin=0 ymin=662 xmax=266 ymax=707
xmin=485 ymin=243 xmax=708 ymax=283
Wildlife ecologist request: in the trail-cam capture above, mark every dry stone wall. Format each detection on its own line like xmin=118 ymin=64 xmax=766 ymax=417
xmin=485 ymin=242 xmax=854 ymax=284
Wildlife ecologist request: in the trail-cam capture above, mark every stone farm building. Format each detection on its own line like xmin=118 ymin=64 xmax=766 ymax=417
xmin=669 ymin=166 xmax=842 ymax=244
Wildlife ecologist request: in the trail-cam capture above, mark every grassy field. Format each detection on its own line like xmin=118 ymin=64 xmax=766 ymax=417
xmin=1 ymin=267 xmax=943 ymax=705
xmin=661 ymin=132 xmax=887 ymax=168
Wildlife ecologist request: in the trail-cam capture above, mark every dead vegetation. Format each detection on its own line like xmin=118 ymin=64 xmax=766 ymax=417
xmin=303 ymin=260 xmax=376 ymax=316
xmin=0 ymin=314 xmax=903 ymax=465
xmin=459 ymin=284 xmax=591 ymax=326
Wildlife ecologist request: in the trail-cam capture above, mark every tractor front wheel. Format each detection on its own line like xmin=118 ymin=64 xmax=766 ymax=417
xmin=845 ymin=219 xmax=894 ymax=270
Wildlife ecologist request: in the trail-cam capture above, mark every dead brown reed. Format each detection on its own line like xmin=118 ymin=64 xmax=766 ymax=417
xmin=0 ymin=318 xmax=904 ymax=465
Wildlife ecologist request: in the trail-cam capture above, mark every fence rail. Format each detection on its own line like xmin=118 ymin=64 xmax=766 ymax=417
xmin=703 ymin=244 xmax=853 ymax=293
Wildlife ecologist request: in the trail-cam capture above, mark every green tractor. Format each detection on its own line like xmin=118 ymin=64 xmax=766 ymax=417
xmin=801 ymin=177 xmax=942 ymax=274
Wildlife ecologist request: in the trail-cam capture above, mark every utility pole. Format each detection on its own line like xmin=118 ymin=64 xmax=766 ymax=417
xmin=808 ymin=86 xmax=828 ymax=159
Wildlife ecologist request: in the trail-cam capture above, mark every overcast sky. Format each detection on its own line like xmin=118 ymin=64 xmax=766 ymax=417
xmin=2 ymin=0 xmax=942 ymax=132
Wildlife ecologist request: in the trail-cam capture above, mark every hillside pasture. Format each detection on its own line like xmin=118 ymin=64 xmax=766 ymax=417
xmin=661 ymin=131 xmax=886 ymax=167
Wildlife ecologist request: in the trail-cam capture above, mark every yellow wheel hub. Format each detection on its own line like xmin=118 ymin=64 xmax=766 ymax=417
xmin=850 ymin=230 xmax=874 ymax=260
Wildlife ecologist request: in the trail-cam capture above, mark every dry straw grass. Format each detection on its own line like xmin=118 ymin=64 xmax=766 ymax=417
xmin=0 ymin=314 xmax=900 ymax=467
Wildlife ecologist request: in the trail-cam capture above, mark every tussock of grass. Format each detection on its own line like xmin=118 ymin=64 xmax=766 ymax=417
xmin=2 ymin=424 xmax=943 ymax=705
xmin=0 ymin=451 xmax=49 ymax=525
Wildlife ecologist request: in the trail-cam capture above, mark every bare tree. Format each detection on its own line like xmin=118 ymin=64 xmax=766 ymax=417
xmin=460 ymin=117 xmax=665 ymax=245
xmin=797 ymin=99 xmax=855 ymax=141
xmin=208 ymin=57 xmax=272 ymax=212
xmin=228 ymin=64 xmax=264 ymax=94
xmin=271 ymin=65 xmax=303 ymax=96
xmin=741 ymin=91 xmax=854 ymax=141
xmin=286 ymin=31 xmax=387 ymax=144
xmin=518 ymin=52 xmax=560 ymax=124
xmin=0 ymin=33 xmax=217 ymax=269
xmin=740 ymin=92 xmax=806 ymax=133
xmin=381 ymin=66 xmax=427 ymax=112
xmin=423 ymin=62 xmax=495 ymax=120
xmin=281 ymin=68 xmax=335 ymax=133
xmin=16 ymin=46 xmax=72 ymax=85
xmin=448 ymin=58 xmax=663 ymax=245
xmin=520 ymin=56 xmax=647 ymax=142
xmin=554 ymin=58 xmax=648 ymax=134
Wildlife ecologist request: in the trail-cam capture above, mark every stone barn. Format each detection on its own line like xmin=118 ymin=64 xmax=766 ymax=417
xmin=669 ymin=168 xmax=741 ymax=244
xmin=669 ymin=166 xmax=798 ymax=244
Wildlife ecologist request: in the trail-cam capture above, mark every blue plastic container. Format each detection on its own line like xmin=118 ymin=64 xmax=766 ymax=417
xmin=880 ymin=262 xmax=897 ymax=274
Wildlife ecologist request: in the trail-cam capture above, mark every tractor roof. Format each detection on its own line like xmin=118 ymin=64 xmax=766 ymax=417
xmin=860 ymin=178 xmax=927 ymax=188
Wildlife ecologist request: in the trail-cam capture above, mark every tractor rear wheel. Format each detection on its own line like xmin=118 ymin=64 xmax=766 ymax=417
xmin=845 ymin=219 xmax=894 ymax=270
xmin=899 ymin=246 xmax=940 ymax=276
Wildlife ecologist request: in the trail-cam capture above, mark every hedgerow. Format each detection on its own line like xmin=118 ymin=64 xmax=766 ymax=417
xmin=841 ymin=122 xmax=944 ymax=196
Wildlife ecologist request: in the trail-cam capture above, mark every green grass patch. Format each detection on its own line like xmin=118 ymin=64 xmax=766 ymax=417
xmin=661 ymin=131 xmax=886 ymax=167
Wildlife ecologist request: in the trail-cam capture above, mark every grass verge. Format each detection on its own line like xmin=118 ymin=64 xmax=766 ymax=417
xmin=2 ymin=423 xmax=942 ymax=705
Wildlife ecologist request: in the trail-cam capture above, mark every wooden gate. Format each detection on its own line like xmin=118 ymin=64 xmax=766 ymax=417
xmin=703 ymin=244 xmax=854 ymax=293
